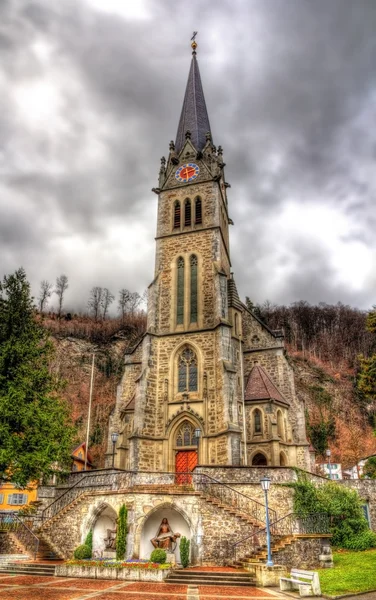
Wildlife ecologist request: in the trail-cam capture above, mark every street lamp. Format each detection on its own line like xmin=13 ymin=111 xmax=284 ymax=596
xmin=260 ymin=475 xmax=273 ymax=567
xmin=111 ymin=432 xmax=119 ymax=468
xmin=326 ymin=449 xmax=332 ymax=480
xmin=195 ymin=428 xmax=201 ymax=465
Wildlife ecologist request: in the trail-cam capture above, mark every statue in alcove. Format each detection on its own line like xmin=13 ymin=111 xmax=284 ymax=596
xmin=104 ymin=520 xmax=117 ymax=550
xmin=151 ymin=518 xmax=181 ymax=550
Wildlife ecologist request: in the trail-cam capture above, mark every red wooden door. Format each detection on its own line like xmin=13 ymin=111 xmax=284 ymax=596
xmin=175 ymin=450 xmax=198 ymax=484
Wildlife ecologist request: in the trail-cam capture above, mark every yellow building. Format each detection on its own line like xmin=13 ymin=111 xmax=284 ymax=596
xmin=0 ymin=482 xmax=38 ymax=512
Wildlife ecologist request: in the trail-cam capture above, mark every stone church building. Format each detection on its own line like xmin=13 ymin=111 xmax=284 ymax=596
xmin=36 ymin=42 xmax=332 ymax=571
xmin=106 ymin=39 xmax=310 ymax=474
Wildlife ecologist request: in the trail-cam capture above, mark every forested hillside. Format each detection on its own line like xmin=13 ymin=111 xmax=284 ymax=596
xmin=42 ymin=301 xmax=376 ymax=471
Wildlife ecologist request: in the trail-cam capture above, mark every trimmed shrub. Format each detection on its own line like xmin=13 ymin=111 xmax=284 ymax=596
xmin=180 ymin=536 xmax=190 ymax=568
xmin=150 ymin=548 xmax=167 ymax=564
xmin=73 ymin=544 xmax=91 ymax=559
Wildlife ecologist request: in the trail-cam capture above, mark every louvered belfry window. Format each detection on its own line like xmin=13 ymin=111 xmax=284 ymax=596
xmin=195 ymin=197 xmax=202 ymax=224
xmin=184 ymin=199 xmax=191 ymax=226
xmin=174 ymin=201 xmax=181 ymax=229
xmin=178 ymin=347 xmax=198 ymax=392
xmin=176 ymin=421 xmax=199 ymax=447
xmin=177 ymin=257 xmax=184 ymax=324
xmin=190 ymin=254 xmax=198 ymax=323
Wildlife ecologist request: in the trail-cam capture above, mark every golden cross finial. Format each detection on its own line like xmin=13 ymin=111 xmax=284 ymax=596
xmin=191 ymin=31 xmax=198 ymax=53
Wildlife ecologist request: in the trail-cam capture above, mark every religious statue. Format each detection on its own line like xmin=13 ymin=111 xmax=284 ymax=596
xmin=103 ymin=521 xmax=117 ymax=550
xmin=151 ymin=518 xmax=181 ymax=551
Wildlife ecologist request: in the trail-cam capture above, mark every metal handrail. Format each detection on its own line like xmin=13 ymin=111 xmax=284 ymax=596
xmin=41 ymin=470 xmax=134 ymax=522
xmin=229 ymin=511 xmax=330 ymax=562
xmin=193 ymin=472 xmax=277 ymax=526
xmin=0 ymin=511 xmax=39 ymax=560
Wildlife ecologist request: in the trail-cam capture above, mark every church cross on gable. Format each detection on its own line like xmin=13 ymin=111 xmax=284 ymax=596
xmin=106 ymin=39 xmax=310 ymax=474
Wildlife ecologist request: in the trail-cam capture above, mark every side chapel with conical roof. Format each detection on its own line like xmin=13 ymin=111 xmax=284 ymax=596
xmin=107 ymin=40 xmax=310 ymax=473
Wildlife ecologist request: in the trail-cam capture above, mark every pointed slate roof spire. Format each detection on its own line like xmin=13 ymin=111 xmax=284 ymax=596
xmin=175 ymin=36 xmax=212 ymax=154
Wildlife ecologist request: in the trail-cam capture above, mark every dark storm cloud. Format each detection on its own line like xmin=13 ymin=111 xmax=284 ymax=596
xmin=0 ymin=0 xmax=375 ymax=311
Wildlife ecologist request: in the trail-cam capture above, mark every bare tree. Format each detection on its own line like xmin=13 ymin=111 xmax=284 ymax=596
xmin=101 ymin=288 xmax=115 ymax=320
xmin=88 ymin=286 xmax=103 ymax=321
xmin=38 ymin=280 xmax=53 ymax=312
xmin=55 ymin=274 xmax=69 ymax=317
xmin=118 ymin=289 xmax=141 ymax=321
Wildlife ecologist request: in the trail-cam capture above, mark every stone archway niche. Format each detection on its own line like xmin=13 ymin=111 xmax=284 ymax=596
xmin=92 ymin=505 xmax=118 ymax=556
xmin=140 ymin=507 xmax=191 ymax=564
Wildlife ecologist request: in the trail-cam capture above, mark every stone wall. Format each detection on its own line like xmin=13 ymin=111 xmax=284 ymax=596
xmin=339 ymin=479 xmax=376 ymax=532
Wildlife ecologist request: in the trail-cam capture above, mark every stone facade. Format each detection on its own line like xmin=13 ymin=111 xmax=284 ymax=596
xmin=106 ymin=48 xmax=310 ymax=473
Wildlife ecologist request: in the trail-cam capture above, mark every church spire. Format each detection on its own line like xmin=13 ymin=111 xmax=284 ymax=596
xmin=175 ymin=35 xmax=212 ymax=154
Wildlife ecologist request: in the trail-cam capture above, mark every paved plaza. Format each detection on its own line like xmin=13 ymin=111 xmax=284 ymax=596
xmin=0 ymin=573 xmax=285 ymax=600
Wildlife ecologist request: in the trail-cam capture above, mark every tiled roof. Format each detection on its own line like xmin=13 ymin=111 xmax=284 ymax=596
xmin=227 ymin=277 xmax=243 ymax=311
xmin=123 ymin=395 xmax=135 ymax=411
xmin=245 ymin=365 xmax=289 ymax=404
xmin=175 ymin=53 xmax=212 ymax=153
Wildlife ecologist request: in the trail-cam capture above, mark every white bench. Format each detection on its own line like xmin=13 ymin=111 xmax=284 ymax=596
xmin=280 ymin=569 xmax=321 ymax=597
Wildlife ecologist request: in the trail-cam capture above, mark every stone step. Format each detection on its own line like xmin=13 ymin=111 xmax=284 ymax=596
xmin=168 ymin=573 xmax=254 ymax=582
xmin=166 ymin=577 xmax=255 ymax=587
xmin=0 ymin=563 xmax=56 ymax=576
xmin=0 ymin=554 xmax=31 ymax=561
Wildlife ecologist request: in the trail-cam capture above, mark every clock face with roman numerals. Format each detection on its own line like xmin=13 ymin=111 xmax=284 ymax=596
xmin=175 ymin=163 xmax=200 ymax=183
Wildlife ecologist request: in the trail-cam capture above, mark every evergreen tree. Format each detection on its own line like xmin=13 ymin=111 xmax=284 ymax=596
xmin=0 ymin=268 xmax=75 ymax=487
xmin=357 ymin=308 xmax=376 ymax=429
xmin=116 ymin=504 xmax=128 ymax=561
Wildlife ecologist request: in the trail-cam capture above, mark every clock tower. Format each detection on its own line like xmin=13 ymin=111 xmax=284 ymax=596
xmin=107 ymin=39 xmax=310 ymax=473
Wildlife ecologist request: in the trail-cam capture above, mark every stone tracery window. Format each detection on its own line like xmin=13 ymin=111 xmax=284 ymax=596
xmin=177 ymin=257 xmax=184 ymax=325
xmin=178 ymin=347 xmax=198 ymax=393
xmin=176 ymin=420 xmax=199 ymax=447
xmin=190 ymin=255 xmax=198 ymax=323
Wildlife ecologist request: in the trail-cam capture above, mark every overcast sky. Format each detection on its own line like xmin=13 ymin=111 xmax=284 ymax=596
xmin=1 ymin=0 xmax=376 ymax=313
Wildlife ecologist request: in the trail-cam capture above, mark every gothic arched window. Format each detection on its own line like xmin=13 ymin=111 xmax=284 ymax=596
xmin=174 ymin=201 xmax=181 ymax=229
xmin=177 ymin=257 xmax=184 ymax=325
xmin=178 ymin=347 xmax=198 ymax=393
xmin=176 ymin=421 xmax=199 ymax=447
xmin=254 ymin=409 xmax=262 ymax=434
xmin=190 ymin=255 xmax=198 ymax=323
xmin=195 ymin=197 xmax=202 ymax=224
xmin=184 ymin=199 xmax=191 ymax=226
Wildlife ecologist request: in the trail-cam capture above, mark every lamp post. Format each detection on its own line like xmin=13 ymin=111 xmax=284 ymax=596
xmin=260 ymin=475 xmax=273 ymax=567
xmin=326 ymin=449 xmax=332 ymax=480
xmin=195 ymin=428 xmax=201 ymax=465
xmin=111 ymin=432 xmax=119 ymax=469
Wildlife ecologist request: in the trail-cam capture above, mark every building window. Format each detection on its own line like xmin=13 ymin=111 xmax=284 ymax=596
xmin=0 ymin=494 xmax=4 ymax=504
xmin=176 ymin=421 xmax=199 ymax=447
xmin=184 ymin=199 xmax=191 ymax=226
xmin=195 ymin=197 xmax=202 ymax=224
xmin=8 ymin=494 xmax=27 ymax=505
xmin=177 ymin=257 xmax=184 ymax=325
xmin=234 ymin=313 xmax=239 ymax=336
xmin=178 ymin=347 xmax=198 ymax=392
xmin=254 ymin=409 xmax=262 ymax=434
xmin=190 ymin=255 xmax=198 ymax=323
xmin=174 ymin=201 xmax=181 ymax=229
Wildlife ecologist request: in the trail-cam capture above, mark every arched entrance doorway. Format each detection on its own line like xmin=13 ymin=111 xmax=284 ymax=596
xmin=174 ymin=420 xmax=199 ymax=484
xmin=252 ymin=452 xmax=268 ymax=466
xmin=140 ymin=506 xmax=191 ymax=564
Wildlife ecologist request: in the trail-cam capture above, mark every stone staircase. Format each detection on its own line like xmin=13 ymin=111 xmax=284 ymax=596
xmin=233 ymin=534 xmax=296 ymax=567
xmin=0 ymin=560 xmax=56 ymax=576
xmin=166 ymin=569 xmax=256 ymax=587
xmin=36 ymin=536 xmax=63 ymax=562
xmin=39 ymin=491 xmax=89 ymax=532
xmin=0 ymin=530 xmax=28 ymax=556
